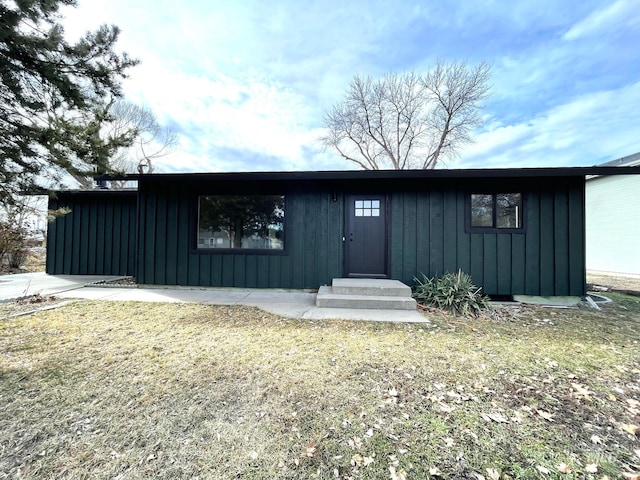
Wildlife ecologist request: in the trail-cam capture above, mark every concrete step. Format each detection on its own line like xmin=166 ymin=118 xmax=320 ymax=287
xmin=316 ymin=286 xmax=416 ymax=310
xmin=331 ymin=278 xmax=412 ymax=297
xmin=316 ymin=279 xmax=417 ymax=310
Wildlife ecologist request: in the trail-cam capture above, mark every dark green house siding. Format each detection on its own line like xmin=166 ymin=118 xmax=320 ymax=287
xmin=45 ymin=172 xmax=586 ymax=297
xmin=388 ymin=177 xmax=585 ymax=296
xmin=46 ymin=191 xmax=137 ymax=276
xmin=133 ymin=175 xmax=584 ymax=296
xmin=135 ymin=180 xmax=345 ymax=289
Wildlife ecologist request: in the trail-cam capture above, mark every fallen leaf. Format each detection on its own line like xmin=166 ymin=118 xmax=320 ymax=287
xmin=443 ymin=437 xmax=455 ymax=447
xmin=621 ymin=424 xmax=640 ymax=436
xmin=351 ymin=454 xmax=363 ymax=466
xmin=462 ymin=428 xmax=478 ymax=440
xmin=430 ymin=466 xmax=443 ymax=476
xmin=556 ymin=463 xmax=572 ymax=474
xmin=484 ymin=412 xmax=509 ymax=423
xmin=348 ymin=436 xmax=363 ymax=449
xmin=363 ymin=455 xmax=375 ymax=467
xmin=622 ymin=473 xmax=640 ymax=480
xmin=486 ymin=467 xmax=500 ymax=479
xmin=571 ymin=383 xmax=593 ymax=400
xmin=585 ymin=463 xmax=598 ymax=473
xmin=537 ymin=409 xmax=554 ymax=422
xmin=591 ymin=434 xmax=603 ymax=444
xmin=439 ymin=402 xmax=456 ymax=413
xmin=301 ymin=443 xmax=316 ymax=457
xmin=536 ymin=465 xmax=550 ymax=474
xmin=389 ymin=466 xmax=407 ymax=480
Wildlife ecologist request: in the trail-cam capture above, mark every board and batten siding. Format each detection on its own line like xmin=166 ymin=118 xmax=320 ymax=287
xmin=46 ymin=191 xmax=137 ymax=276
xmin=135 ymin=176 xmax=585 ymax=296
xmin=135 ymin=182 xmax=345 ymax=289
xmin=586 ymin=174 xmax=640 ymax=275
xmin=44 ymin=175 xmax=586 ymax=297
xmin=389 ymin=178 xmax=585 ymax=297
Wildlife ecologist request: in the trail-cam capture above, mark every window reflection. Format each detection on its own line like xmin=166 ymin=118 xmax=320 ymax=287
xmin=198 ymin=195 xmax=284 ymax=250
xmin=471 ymin=193 xmax=522 ymax=230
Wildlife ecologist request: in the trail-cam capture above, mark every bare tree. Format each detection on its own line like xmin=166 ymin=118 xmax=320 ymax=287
xmin=321 ymin=61 xmax=491 ymax=170
xmin=73 ymin=99 xmax=177 ymax=188
xmin=107 ymin=101 xmax=177 ymax=175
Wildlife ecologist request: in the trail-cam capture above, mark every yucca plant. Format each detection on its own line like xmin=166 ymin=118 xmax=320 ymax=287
xmin=413 ymin=269 xmax=490 ymax=316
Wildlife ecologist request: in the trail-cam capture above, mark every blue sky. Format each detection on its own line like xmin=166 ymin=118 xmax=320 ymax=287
xmin=62 ymin=0 xmax=640 ymax=172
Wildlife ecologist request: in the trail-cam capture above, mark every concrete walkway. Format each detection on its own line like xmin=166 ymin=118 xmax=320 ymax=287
xmin=0 ymin=272 xmax=428 ymax=323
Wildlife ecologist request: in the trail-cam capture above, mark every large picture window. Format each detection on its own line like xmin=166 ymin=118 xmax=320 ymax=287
xmin=197 ymin=195 xmax=284 ymax=250
xmin=470 ymin=193 xmax=523 ymax=231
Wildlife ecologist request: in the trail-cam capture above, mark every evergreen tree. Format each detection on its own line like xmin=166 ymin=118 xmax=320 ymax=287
xmin=0 ymin=0 xmax=138 ymax=205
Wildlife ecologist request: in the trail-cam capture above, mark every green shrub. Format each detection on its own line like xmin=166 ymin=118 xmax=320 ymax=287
xmin=413 ymin=270 xmax=490 ymax=316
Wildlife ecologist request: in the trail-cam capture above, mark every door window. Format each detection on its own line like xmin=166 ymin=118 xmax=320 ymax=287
xmin=354 ymin=199 xmax=380 ymax=217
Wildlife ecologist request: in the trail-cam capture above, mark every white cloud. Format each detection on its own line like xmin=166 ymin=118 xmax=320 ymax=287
xmin=564 ymin=0 xmax=640 ymax=41
xmin=120 ymin=56 xmax=334 ymax=171
xmin=460 ymin=81 xmax=640 ymax=168
xmin=58 ymin=0 xmax=640 ymax=173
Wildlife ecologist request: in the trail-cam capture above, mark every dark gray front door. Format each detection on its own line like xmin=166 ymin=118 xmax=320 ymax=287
xmin=345 ymin=195 xmax=387 ymax=277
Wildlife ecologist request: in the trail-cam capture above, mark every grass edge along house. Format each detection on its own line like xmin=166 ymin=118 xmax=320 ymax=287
xmin=46 ymin=166 xmax=640 ymax=299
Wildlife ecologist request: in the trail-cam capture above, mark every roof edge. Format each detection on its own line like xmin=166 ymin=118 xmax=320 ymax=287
xmin=97 ymin=166 xmax=640 ymax=182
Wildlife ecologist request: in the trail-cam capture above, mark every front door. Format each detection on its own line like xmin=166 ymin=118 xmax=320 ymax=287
xmin=345 ymin=195 xmax=387 ymax=277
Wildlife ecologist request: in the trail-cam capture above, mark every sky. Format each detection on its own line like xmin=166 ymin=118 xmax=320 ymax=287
xmin=61 ymin=0 xmax=640 ymax=172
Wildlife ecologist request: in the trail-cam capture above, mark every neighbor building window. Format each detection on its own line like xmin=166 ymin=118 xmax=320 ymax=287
xmin=197 ymin=195 xmax=285 ymax=250
xmin=470 ymin=193 xmax=522 ymax=231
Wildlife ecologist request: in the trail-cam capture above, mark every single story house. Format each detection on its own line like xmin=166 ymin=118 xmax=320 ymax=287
xmin=586 ymin=153 xmax=640 ymax=276
xmin=46 ymin=166 xmax=639 ymax=298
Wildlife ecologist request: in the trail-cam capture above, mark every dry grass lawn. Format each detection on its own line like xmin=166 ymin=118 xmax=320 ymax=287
xmin=1 ymin=295 xmax=639 ymax=479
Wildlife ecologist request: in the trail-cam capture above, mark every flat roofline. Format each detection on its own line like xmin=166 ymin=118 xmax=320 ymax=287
xmin=51 ymin=188 xmax=138 ymax=196
xmin=97 ymin=166 xmax=640 ymax=182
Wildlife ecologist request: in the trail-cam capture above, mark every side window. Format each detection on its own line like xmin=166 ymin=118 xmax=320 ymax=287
xmin=469 ymin=193 xmax=523 ymax=232
xmin=197 ymin=195 xmax=285 ymax=250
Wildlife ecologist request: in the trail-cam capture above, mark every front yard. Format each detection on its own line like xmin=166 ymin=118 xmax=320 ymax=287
xmin=1 ymin=296 xmax=639 ymax=479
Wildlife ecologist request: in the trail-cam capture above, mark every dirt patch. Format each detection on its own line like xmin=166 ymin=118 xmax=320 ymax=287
xmin=587 ymin=271 xmax=640 ymax=295
xmin=89 ymin=276 xmax=137 ymax=287
xmin=0 ymin=294 xmax=69 ymax=320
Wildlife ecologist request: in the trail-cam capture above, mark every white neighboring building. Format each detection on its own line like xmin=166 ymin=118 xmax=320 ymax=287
xmin=585 ymin=152 xmax=640 ymax=276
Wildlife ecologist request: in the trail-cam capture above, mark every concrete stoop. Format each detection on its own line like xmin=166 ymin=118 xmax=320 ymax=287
xmin=316 ymin=278 xmax=416 ymax=310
